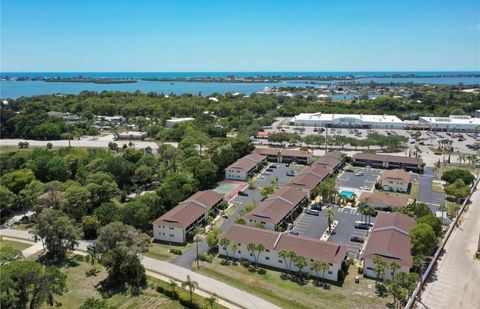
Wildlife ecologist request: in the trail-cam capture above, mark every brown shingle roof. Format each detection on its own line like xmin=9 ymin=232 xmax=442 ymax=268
xmin=226 ymin=153 xmax=266 ymax=171
xmin=221 ymin=224 xmax=279 ymax=250
xmin=363 ymin=213 xmax=416 ymax=268
xmin=246 ymin=187 xmax=307 ymax=225
xmin=353 ymin=153 xmax=423 ymax=165
xmin=153 ymin=202 xmax=205 ymax=229
xmin=254 ymin=147 xmax=281 ymax=156
xmin=289 ymin=165 xmax=329 ymax=190
xmin=277 ymin=234 xmax=347 ymax=265
xmin=181 ymin=190 xmax=224 ymax=209
xmin=222 ymin=225 xmax=347 ymax=265
xmin=359 ymin=192 xmax=409 ymax=208
xmin=281 ymin=149 xmax=312 ymax=158
xmin=380 ymin=169 xmax=412 ymax=183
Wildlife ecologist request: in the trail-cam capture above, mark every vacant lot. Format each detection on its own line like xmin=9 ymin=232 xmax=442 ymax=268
xmin=194 ymin=259 xmax=391 ymax=309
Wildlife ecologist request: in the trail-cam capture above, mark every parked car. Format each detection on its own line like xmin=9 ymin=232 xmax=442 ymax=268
xmin=306 ymin=209 xmax=320 ymax=216
xmin=270 ymin=164 xmax=277 ymax=168
xmin=350 ymin=236 xmax=365 ymax=243
xmin=238 ymin=191 xmax=248 ymax=196
xmin=311 ymin=204 xmax=322 ymax=211
xmin=266 ymin=168 xmax=274 ymax=172
xmin=289 ymin=231 xmax=300 ymax=236
xmin=355 ymin=171 xmax=364 ymax=176
xmin=355 ymin=222 xmax=372 ymax=230
xmin=286 ymin=171 xmax=295 ymax=176
xmin=263 ymin=172 xmax=271 ymax=175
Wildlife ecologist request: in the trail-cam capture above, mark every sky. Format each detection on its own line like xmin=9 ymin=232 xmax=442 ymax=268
xmin=1 ymin=0 xmax=479 ymax=72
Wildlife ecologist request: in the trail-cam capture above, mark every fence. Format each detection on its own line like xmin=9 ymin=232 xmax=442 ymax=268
xmin=404 ymin=175 xmax=480 ymax=309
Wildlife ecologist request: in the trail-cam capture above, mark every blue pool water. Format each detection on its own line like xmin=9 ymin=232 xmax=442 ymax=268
xmin=340 ymin=191 xmax=355 ymax=199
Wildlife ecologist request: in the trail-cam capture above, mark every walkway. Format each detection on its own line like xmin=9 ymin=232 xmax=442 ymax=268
xmin=0 ymin=228 xmax=280 ymax=309
xmin=418 ymin=182 xmax=480 ymax=309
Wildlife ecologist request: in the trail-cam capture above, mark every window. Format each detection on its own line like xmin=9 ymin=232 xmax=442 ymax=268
xmin=222 ymin=246 xmax=226 ymax=250
xmin=278 ymin=260 xmax=283 ymax=263
xmin=266 ymin=249 xmax=270 ymax=252
xmin=238 ymin=250 xmax=241 ymax=254
xmin=169 ymin=234 xmax=174 ymax=237
xmin=266 ymin=257 xmax=270 ymax=260
xmin=328 ymin=271 xmax=332 ymax=274
xmin=169 ymin=227 xmax=174 ymax=230
xmin=249 ymin=253 xmax=253 ymax=257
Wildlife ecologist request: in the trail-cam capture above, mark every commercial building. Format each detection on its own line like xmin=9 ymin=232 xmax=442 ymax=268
xmin=225 ymin=153 xmax=267 ymax=181
xmin=254 ymin=148 xmax=313 ymax=165
xmin=291 ymin=113 xmax=404 ymax=129
xmin=116 ymin=131 xmax=147 ymax=140
xmin=246 ymin=187 xmax=308 ymax=230
xmin=153 ymin=190 xmax=224 ymax=244
xmin=418 ymin=115 xmax=480 ymax=132
xmin=379 ymin=169 xmax=412 ymax=193
xmin=165 ymin=117 xmax=195 ymax=128
xmin=352 ymin=153 xmax=424 ymax=173
xmin=359 ymin=192 xmax=409 ymax=209
xmin=363 ymin=213 xmax=416 ymax=280
xmin=220 ymin=224 xmax=347 ymax=282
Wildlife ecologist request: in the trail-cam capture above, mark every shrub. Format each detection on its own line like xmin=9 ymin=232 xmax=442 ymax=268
xmin=198 ymin=253 xmax=213 ymax=263
xmin=239 ymin=258 xmax=250 ymax=268
xmin=169 ymin=248 xmax=183 ymax=255
xmin=441 ymin=169 xmax=474 ymax=185
xmin=257 ymin=268 xmax=267 ymax=275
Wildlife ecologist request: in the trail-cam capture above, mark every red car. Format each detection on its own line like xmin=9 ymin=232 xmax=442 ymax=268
xmin=350 ymin=236 xmax=365 ymax=243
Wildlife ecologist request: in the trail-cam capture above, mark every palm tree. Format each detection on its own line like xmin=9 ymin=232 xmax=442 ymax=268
xmin=181 ymin=275 xmax=199 ymax=306
xmin=373 ymin=256 xmax=387 ymax=285
xmin=85 ymin=246 xmax=100 ymax=271
xmin=168 ymin=279 xmax=178 ymax=297
xmin=230 ymin=243 xmax=239 ymax=264
xmin=219 ymin=238 xmax=230 ymax=260
xmin=310 ymin=261 xmax=323 ymax=286
xmin=319 ymin=262 xmax=330 ymax=287
xmin=247 ymin=243 xmax=265 ymax=269
xmin=358 ymin=203 xmax=367 ymax=224
xmin=365 ymin=205 xmax=375 ymax=225
xmin=294 ymin=255 xmax=307 ymax=279
xmin=325 ymin=209 xmax=334 ymax=233
xmin=204 ymin=293 xmax=218 ymax=309
xmin=389 ymin=261 xmax=400 ymax=282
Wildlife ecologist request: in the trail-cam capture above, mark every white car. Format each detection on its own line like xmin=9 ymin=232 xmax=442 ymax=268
xmin=355 ymin=172 xmax=364 ymax=176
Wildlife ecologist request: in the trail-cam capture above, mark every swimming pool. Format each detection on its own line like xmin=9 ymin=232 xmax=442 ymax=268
xmin=340 ymin=190 xmax=355 ymax=199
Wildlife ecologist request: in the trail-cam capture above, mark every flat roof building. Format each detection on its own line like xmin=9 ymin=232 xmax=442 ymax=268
xmin=418 ymin=115 xmax=480 ymax=132
xmin=291 ymin=113 xmax=404 ymax=129
xmin=165 ymin=117 xmax=195 ymax=128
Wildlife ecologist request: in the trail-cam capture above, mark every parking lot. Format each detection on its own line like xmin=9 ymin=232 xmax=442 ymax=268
xmin=292 ymin=206 xmax=376 ymax=257
xmin=336 ymin=167 xmax=380 ymax=192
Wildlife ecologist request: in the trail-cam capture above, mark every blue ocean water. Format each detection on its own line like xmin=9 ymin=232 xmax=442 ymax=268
xmin=1 ymin=72 xmax=479 ymax=99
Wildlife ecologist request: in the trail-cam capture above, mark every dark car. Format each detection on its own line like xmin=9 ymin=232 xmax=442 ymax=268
xmin=270 ymin=164 xmax=277 ymax=168
xmin=286 ymin=171 xmax=295 ymax=176
xmin=238 ymin=191 xmax=248 ymax=196
xmin=311 ymin=204 xmax=322 ymax=211
xmin=289 ymin=231 xmax=300 ymax=236
xmin=350 ymin=236 xmax=365 ymax=243
xmin=355 ymin=222 xmax=372 ymax=230
xmin=266 ymin=168 xmax=274 ymax=172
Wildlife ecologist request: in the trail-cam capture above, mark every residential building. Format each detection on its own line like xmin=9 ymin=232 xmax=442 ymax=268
xmin=312 ymin=151 xmax=344 ymax=173
xmin=363 ymin=213 xmax=416 ymax=280
xmin=225 ymin=153 xmax=267 ymax=181
xmin=287 ymin=165 xmax=330 ymax=198
xmin=153 ymin=190 xmax=224 ymax=244
xmin=246 ymin=187 xmax=308 ymax=230
xmin=254 ymin=148 xmax=313 ymax=165
xmin=291 ymin=113 xmax=405 ymax=129
xmin=352 ymin=153 xmax=424 ymax=173
xmin=220 ymin=224 xmax=347 ymax=282
xmin=116 ymin=131 xmax=147 ymax=140
xmin=359 ymin=192 xmax=409 ymax=209
xmin=475 ymin=110 xmax=480 ymax=118
xmin=379 ymin=169 xmax=412 ymax=193
xmin=418 ymin=115 xmax=480 ymax=132
xmin=165 ymin=117 xmax=195 ymax=128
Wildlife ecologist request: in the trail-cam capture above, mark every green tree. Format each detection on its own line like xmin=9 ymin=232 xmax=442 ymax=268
xmin=32 ymin=155 xmax=71 ymax=182
xmin=95 ymin=222 xmax=149 ymax=288
xmin=372 ymin=256 xmax=387 ymax=284
xmin=206 ymin=228 xmax=220 ymax=250
xmin=325 ymin=209 xmax=334 ymax=233
xmin=85 ymin=172 xmax=120 ymax=207
xmin=94 ymin=202 xmax=121 ymax=225
xmin=79 ymin=297 xmax=115 ymax=309
xmin=0 ymin=260 xmax=67 ymax=309
xmin=0 ymin=169 xmax=36 ymax=194
xmin=181 ymin=275 xmax=199 ymax=306
xmin=204 ymin=293 xmax=218 ymax=309
xmin=230 ymin=243 xmax=239 ymax=263
xmin=409 ymin=223 xmax=438 ymax=256
xmin=63 ymin=185 xmax=91 ymax=221
xmin=441 ymin=169 xmax=474 ymax=185
xmin=0 ymin=185 xmax=16 ymax=212
xmin=31 ymin=209 xmax=82 ymax=262
xmin=168 ymin=279 xmax=178 ymax=297
xmin=121 ymin=200 xmax=151 ymax=231
xmin=416 ymin=215 xmax=442 ymax=237
xmin=132 ymin=165 xmax=154 ymax=186
xmin=247 ymin=243 xmax=265 ymax=269
xmin=191 ymin=160 xmax=218 ymax=188
xmin=219 ymin=238 xmax=230 ymax=259
xmin=294 ymin=255 xmax=307 ymax=279
xmin=81 ymin=215 xmax=101 ymax=239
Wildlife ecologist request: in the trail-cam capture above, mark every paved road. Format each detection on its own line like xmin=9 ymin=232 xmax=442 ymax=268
xmin=0 ymin=228 xmax=279 ymax=309
xmin=417 ymin=167 xmax=446 ymax=207
xmin=418 ymin=181 xmax=480 ymax=309
xmin=0 ymin=138 xmax=177 ymax=150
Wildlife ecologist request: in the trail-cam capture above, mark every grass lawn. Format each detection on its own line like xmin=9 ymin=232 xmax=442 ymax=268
xmin=193 ymin=259 xmax=391 ymax=309
xmin=409 ymin=182 xmax=420 ymax=200
xmin=53 ymin=256 xmax=192 ymax=309
xmin=0 ymin=238 xmax=32 ymax=251
xmin=144 ymin=242 xmax=193 ymax=261
xmin=432 ymin=183 xmax=444 ymax=193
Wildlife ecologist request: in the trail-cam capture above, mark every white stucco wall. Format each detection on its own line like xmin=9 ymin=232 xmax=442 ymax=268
xmin=153 ymin=224 xmax=185 ymax=244
xmin=225 ymin=168 xmax=248 ymax=180
xmin=363 ymin=258 xmax=410 ymax=281
xmin=381 ymin=179 xmax=409 ymax=192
